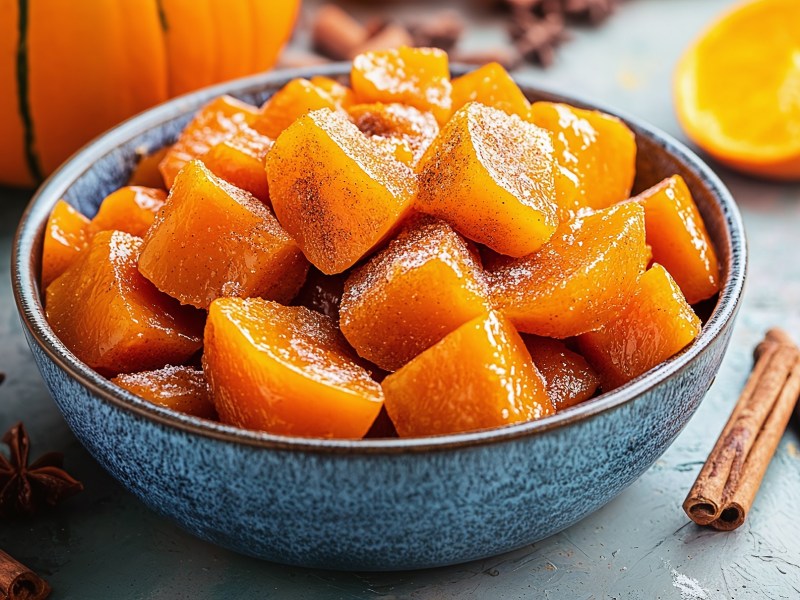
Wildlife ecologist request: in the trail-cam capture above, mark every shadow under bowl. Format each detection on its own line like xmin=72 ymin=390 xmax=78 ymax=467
xmin=12 ymin=64 xmax=746 ymax=571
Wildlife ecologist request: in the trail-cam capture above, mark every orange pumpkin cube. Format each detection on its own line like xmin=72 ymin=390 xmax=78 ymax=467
xmin=46 ymin=230 xmax=203 ymax=376
xmin=159 ymin=95 xmax=259 ymax=188
xmin=382 ymin=311 xmax=554 ymax=437
xmin=253 ymin=78 xmax=344 ymax=139
xmin=340 ymin=216 xmax=490 ymax=371
xmin=522 ymin=336 xmax=599 ymax=410
xmin=204 ymin=298 xmax=384 ymax=438
xmin=89 ymin=186 xmax=167 ymax=238
xmin=416 ymin=102 xmax=558 ymax=257
xmin=351 ymin=46 xmax=453 ymax=125
xmin=200 ymin=126 xmax=273 ymax=202
xmin=112 ymin=366 xmax=216 ymax=420
xmin=139 ymin=160 xmax=308 ymax=309
xmin=528 ymin=102 xmax=636 ymax=213
xmin=451 ymin=62 xmax=530 ymax=118
xmin=41 ymin=199 xmax=90 ymax=288
xmin=491 ymin=202 xmax=649 ymax=338
xmin=266 ymin=108 xmax=416 ymax=274
xmin=348 ymin=102 xmax=439 ymax=167
xmin=579 ymin=264 xmax=702 ymax=391
xmin=128 ymin=147 xmax=168 ymax=189
xmin=633 ymin=175 xmax=720 ymax=304
xmin=309 ymin=75 xmax=355 ymax=108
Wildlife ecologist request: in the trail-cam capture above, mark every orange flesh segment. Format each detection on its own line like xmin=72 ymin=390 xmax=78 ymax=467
xmin=200 ymin=126 xmax=273 ymax=202
xmin=204 ymin=298 xmax=384 ymax=438
xmin=41 ymin=200 xmax=90 ymax=289
xmin=490 ymin=202 xmax=649 ymax=338
xmin=528 ymin=102 xmax=636 ymax=213
xmin=45 ymin=230 xmax=203 ymax=376
xmin=382 ymin=311 xmax=554 ymax=437
xmin=128 ymin=147 xmax=168 ymax=189
xmin=351 ymin=46 xmax=453 ymax=125
xmin=112 ymin=366 xmax=216 ymax=420
xmin=579 ymin=264 xmax=701 ymax=391
xmin=416 ymin=102 xmax=558 ymax=257
xmin=633 ymin=175 xmax=720 ymax=304
xmin=309 ymin=76 xmax=355 ymax=108
xmin=451 ymin=62 xmax=530 ymax=118
xmin=253 ymin=79 xmax=343 ymax=140
xmin=340 ymin=216 xmax=490 ymax=372
xmin=348 ymin=103 xmax=439 ymax=167
xmin=266 ymin=108 xmax=416 ymax=274
xmin=158 ymin=95 xmax=259 ymax=189
xmin=89 ymin=186 xmax=167 ymax=238
xmin=159 ymin=0 xmax=216 ymax=97
xmin=522 ymin=336 xmax=599 ymax=410
xmin=139 ymin=160 xmax=308 ymax=310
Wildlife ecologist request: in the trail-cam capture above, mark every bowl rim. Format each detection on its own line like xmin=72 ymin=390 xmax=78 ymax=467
xmin=12 ymin=63 xmax=747 ymax=455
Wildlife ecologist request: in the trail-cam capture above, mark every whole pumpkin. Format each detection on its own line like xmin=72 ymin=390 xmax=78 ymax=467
xmin=0 ymin=0 xmax=300 ymax=188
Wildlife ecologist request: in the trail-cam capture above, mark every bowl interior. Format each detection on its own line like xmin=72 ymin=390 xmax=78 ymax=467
xmin=12 ymin=64 xmax=747 ymax=453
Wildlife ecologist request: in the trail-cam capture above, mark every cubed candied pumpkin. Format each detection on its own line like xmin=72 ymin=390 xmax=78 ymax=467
xmin=348 ymin=102 xmax=439 ymax=166
xmin=340 ymin=216 xmax=490 ymax=372
xmin=490 ymin=202 xmax=649 ymax=338
xmin=89 ymin=186 xmax=166 ymax=238
xmin=450 ymin=62 xmax=530 ymax=118
xmin=293 ymin=267 xmax=347 ymax=323
xmin=351 ymin=46 xmax=452 ymax=125
xmin=46 ymin=231 xmax=203 ymax=375
xmin=578 ymin=264 xmax=702 ymax=391
xmin=528 ymin=102 xmax=636 ymax=213
xmin=159 ymin=95 xmax=259 ymax=188
xmin=633 ymin=175 xmax=720 ymax=304
xmin=203 ymin=298 xmax=384 ymax=438
xmin=41 ymin=199 xmax=90 ymax=288
xmin=200 ymin=126 xmax=273 ymax=202
xmin=266 ymin=108 xmax=416 ymax=274
xmin=253 ymin=78 xmax=344 ymax=140
xmin=522 ymin=336 xmax=599 ymax=410
xmin=112 ymin=366 xmax=216 ymax=420
xmin=128 ymin=147 xmax=168 ymax=189
xmin=310 ymin=75 xmax=355 ymax=108
xmin=416 ymin=102 xmax=558 ymax=257
xmin=138 ymin=160 xmax=308 ymax=310
xmin=382 ymin=311 xmax=554 ymax=437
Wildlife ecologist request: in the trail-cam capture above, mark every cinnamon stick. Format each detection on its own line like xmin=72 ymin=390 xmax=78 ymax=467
xmin=683 ymin=328 xmax=800 ymax=530
xmin=0 ymin=550 xmax=50 ymax=600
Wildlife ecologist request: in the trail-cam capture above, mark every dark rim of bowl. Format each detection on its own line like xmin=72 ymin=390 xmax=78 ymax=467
xmin=12 ymin=63 xmax=747 ymax=455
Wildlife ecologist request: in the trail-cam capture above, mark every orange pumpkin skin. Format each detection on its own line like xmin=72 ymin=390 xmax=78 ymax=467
xmin=0 ymin=0 xmax=299 ymax=187
xmin=522 ymin=336 xmax=599 ymax=410
xmin=41 ymin=200 xmax=90 ymax=289
xmin=139 ymin=160 xmax=308 ymax=310
xmin=112 ymin=366 xmax=217 ymax=420
xmin=89 ymin=186 xmax=167 ymax=238
xmin=45 ymin=230 xmax=204 ymax=376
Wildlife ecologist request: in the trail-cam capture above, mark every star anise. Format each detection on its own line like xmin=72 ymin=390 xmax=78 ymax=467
xmin=0 ymin=422 xmax=83 ymax=518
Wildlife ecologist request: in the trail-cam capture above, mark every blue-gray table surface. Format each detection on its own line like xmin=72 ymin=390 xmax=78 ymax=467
xmin=1 ymin=0 xmax=799 ymax=598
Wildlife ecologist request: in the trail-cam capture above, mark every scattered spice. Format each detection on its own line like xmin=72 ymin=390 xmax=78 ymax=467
xmin=407 ymin=11 xmax=465 ymax=52
xmin=0 ymin=422 xmax=83 ymax=518
xmin=683 ymin=329 xmax=800 ymax=531
xmin=0 ymin=550 xmax=51 ymax=600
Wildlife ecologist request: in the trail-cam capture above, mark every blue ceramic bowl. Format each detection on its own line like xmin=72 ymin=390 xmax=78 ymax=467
xmin=12 ymin=64 xmax=746 ymax=571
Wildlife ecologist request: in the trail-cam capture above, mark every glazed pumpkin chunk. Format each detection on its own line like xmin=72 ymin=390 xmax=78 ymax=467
xmin=253 ymin=78 xmax=344 ymax=140
xmin=416 ymin=102 xmax=558 ymax=257
xmin=128 ymin=147 xmax=168 ymax=189
xmin=139 ymin=160 xmax=308 ymax=310
xmin=528 ymin=102 xmax=636 ymax=214
xmin=45 ymin=230 xmax=203 ymax=375
xmin=89 ymin=186 xmax=166 ymax=238
xmin=351 ymin=46 xmax=453 ymax=125
xmin=633 ymin=175 xmax=720 ymax=304
xmin=204 ymin=298 xmax=384 ymax=438
xmin=578 ymin=264 xmax=702 ymax=391
xmin=159 ymin=95 xmax=259 ymax=188
xmin=266 ymin=108 xmax=416 ymax=274
xmin=522 ymin=336 xmax=599 ymax=410
xmin=490 ymin=202 xmax=649 ymax=338
xmin=340 ymin=216 xmax=490 ymax=372
xmin=112 ymin=366 xmax=216 ymax=420
xmin=450 ymin=62 xmax=530 ymax=118
xmin=200 ymin=126 xmax=273 ymax=202
xmin=348 ymin=102 xmax=439 ymax=166
xmin=382 ymin=311 xmax=554 ymax=437
xmin=41 ymin=199 xmax=90 ymax=288
xmin=309 ymin=75 xmax=355 ymax=108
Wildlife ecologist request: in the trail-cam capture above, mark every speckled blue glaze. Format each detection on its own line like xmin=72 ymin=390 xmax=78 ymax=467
xmin=12 ymin=65 xmax=746 ymax=571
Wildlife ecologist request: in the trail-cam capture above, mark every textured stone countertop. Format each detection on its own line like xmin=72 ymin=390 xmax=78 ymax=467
xmin=1 ymin=0 xmax=799 ymax=597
